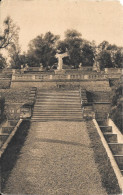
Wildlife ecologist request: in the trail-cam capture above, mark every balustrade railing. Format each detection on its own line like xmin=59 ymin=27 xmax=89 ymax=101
xmin=12 ymin=72 xmax=107 ymax=81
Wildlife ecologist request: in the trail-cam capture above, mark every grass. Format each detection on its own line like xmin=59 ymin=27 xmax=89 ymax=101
xmin=0 ymin=80 xmax=11 ymax=89
xmin=0 ymin=88 xmax=31 ymax=103
xmin=86 ymin=120 xmax=121 ymax=194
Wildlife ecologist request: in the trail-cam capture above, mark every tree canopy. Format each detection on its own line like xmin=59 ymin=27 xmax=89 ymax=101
xmin=27 ymin=32 xmax=60 ymax=68
xmin=97 ymin=41 xmax=123 ymax=69
xmin=0 ymin=17 xmax=123 ymax=70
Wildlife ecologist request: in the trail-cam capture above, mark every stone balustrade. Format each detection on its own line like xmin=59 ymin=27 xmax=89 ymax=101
xmin=12 ymin=72 xmax=107 ymax=81
xmin=104 ymin=68 xmax=122 ymax=74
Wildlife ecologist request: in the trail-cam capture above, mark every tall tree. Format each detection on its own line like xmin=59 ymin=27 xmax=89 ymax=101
xmin=7 ymin=22 xmax=21 ymax=69
xmin=81 ymin=42 xmax=95 ymax=66
xmin=57 ymin=30 xmax=95 ymax=68
xmin=27 ymin=32 xmax=60 ymax=68
xmin=0 ymin=16 xmax=19 ymax=49
xmin=64 ymin=29 xmax=83 ymax=68
xmin=97 ymin=41 xmax=123 ymax=69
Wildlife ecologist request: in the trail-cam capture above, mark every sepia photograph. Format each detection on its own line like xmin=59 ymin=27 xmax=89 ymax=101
xmin=0 ymin=0 xmax=123 ymax=194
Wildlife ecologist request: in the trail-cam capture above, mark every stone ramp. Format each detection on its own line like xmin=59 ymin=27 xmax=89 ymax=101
xmin=2 ymin=121 xmax=107 ymax=195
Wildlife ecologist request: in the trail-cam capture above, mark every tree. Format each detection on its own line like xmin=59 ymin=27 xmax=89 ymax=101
xmin=0 ymin=16 xmax=19 ymax=49
xmin=27 ymin=32 xmax=59 ymax=68
xmin=8 ymin=42 xmax=21 ymax=69
xmin=57 ymin=29 xmax=83 ymax=68
xmin=97 ymin=41 xmax=123 ymax=69
xmin=7 ymin=23 xmax=21 ymax=69
xmin=113 ymin=47 xmax=123 ymax=68
xmin=81 ymin=42 xmax=95 ymax=66
xmin=0 ymin=53 xmax=7 ymax=69
xmin=97 ymin=50 xmax=113 ymax=69
xmin=110 ymin=80 xmax=123 ymax=134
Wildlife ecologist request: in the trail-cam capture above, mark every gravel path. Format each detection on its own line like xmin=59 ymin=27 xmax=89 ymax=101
xmin=3 ymin=121 xmax=107 ymax=195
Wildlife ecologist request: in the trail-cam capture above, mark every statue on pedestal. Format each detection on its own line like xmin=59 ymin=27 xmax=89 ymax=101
xmin=79 ymin=62 xmax=82 ymax=70
xmin=39 ymin=63 xmax=43 ymax=71
xmin=55 ymin=51 xmax=69 ymax=71
xmin=93 ymin=47 xmax=100 ymax=72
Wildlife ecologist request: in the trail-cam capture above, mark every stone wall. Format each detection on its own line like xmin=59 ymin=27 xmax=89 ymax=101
xmin=11 ymin=79 xmax=110 ymax=90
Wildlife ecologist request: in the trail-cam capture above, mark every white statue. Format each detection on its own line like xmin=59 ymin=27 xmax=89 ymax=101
xmin=55 ymin=52 xmax=68 ymax=70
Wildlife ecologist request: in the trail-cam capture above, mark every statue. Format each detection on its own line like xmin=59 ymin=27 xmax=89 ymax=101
xmin=79 ymin=62 xmax=82 ymax=69
xmin=93 ymin=47 xmax=100 ymax=72
xmin=55 ymin=51 xmax=69 ymax=71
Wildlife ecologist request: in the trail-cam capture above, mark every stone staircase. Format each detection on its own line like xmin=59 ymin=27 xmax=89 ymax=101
xmin=97 ymin=120 xmax=123 ymax=176
xmin=31 ymin=89 xmax=83 ymax=121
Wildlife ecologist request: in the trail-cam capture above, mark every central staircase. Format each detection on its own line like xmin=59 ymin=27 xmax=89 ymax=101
xmin=31 ymin=89 xmax=83 ymax=121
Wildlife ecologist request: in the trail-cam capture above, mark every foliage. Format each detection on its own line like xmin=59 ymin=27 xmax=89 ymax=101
xmin=81 ymin=43 xmax=94 ymax=66
xmin=27 ymin=32 xmax=59 ymax=67
xmin=97 ymin=50 xmax=113 ymax=69
xmin=0 ymin=16 xmax=20 ymax=49
xmin=6 ymin=20 xmax=21 ymax=69
xmin=7 ymin=41 xmax=21 ymax=69
xmin=57 ymin=30 xmax=95 ymax=68
xmin=97 ymin=41 xmax=123 ymax=69
xmin=57 ymin=29 xmax=83 ymax=68
xmin=0 ymin=53 xmax=7 ymax=69
xmin=110 ymin=80 xmax=123 ymax=133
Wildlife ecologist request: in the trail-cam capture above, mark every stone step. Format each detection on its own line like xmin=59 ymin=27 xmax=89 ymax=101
xmin=0 ymin=133 xmax=9 ymax=136
xmin=95 ymin=113 xmax=108 ymax=119
xmin=33 ymin=110 xmax=82 ymax=113
xmin=31 ymin=118 xmax=83 ymax=122
xmin=35 ymin=102 xmax=81 ymax=105
xmin=31 ymin=116 xmax=82 ymax=119
xmin=97 ymin=120 xmax=108 ymax=126
xmin=37 ymin=92 xmax=80 ymax=95
xmin=34 ymin=107 xmax=81 ymax=110
xmin=36 ymin=98 xmax=80 ymax=103
xmin=36 ymin=96 xmax=80 ymax=99
xmin=100 ymin=126 xmax=112 ymax=133
xmin=104 ymin=133 xmax=117 ymax=143
xmin=37 ymin=94 xmax=80 ymax=97
xmin=114 ymin=155 xmax=123 ymax=170
xmin=38 ymin=90 xmax=79 ymax=93
xmin=108 ymin=143 xmax=123 ymax=155
xmin=32 ymin=113 xmax=82 ymax=117
xmin=33 ymin=107 xmax=82 ymax=110
xmin=32 ymin=114 xmax=82 ymax=117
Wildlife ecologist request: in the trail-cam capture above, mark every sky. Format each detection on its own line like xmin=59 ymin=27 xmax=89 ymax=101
xmin=0 ymin=0 xmax=123 ymax=52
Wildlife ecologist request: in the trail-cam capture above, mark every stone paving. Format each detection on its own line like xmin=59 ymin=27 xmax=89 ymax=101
xmin=2 ymin=121 xmax=107 ymax=195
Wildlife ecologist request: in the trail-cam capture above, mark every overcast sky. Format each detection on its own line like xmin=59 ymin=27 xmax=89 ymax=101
xmin=0 ymin=0 xmax=123 ymax=52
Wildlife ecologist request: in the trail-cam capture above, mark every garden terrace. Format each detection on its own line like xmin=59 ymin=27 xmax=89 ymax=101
xmin=0 ymin=73 xmax=12 ymax=89
xmin=0 ymin=88 xmax=31 ymax=103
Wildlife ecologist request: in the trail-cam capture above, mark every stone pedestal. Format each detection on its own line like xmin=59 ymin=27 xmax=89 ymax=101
xmin=54 ymin=69 xmax=66 ymax=74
